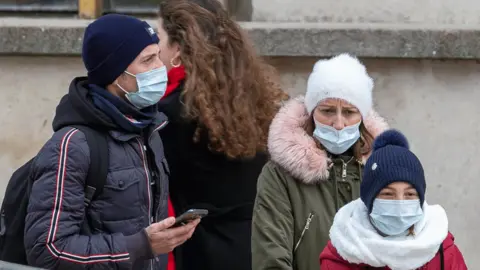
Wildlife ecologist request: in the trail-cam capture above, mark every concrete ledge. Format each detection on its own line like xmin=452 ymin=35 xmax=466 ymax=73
xmin=2 ymin=17 xmax=480 ymax=58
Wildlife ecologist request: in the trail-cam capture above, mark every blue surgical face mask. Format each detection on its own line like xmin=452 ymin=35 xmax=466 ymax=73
xmin=117 ymin=66 xmax=168 ymax=109
xmin=313 ymin=120 xmax=361 ymax=155
xmin=370 ymin=199 xmax=424 ymax=236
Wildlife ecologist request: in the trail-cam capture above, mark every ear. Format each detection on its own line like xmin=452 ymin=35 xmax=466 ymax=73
xmin=173 ymin=43 xmax=181 ymax=58
xmin=171 ymin=46 xmax=182 ymax=66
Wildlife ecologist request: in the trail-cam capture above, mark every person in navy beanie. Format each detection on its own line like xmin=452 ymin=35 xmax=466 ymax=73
xmin=23 ymin=14 xmax=199 ymax=270
xmin=361 ymin=129 xmax=426 ymax=216
xmin=320 ymin=129 xmax=467 ymax=270
xmin=83 ymin=14 xmax=158 ymax=87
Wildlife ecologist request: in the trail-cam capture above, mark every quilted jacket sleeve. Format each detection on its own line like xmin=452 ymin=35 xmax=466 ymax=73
xmin=24 ymin=127 xmax=149 ymax=270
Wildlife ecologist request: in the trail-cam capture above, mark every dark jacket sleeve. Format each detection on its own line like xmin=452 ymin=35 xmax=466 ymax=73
xmin=251 ymin=162 xmax=294 ymax=270
xmin=24 ymin=127 xmax=148 ymax=270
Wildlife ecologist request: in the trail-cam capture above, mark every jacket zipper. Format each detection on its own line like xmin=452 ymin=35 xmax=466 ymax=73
xmin=148 ymin=120 xmax=169 ymax=225
xmin=341 ymin=156 xmax=355 ymax=181
xmin=334 ymin=156 xmax=356 ymax=211
xmin=136 ymin=138 xmax=154 ymax=270
xmin=294 ymin=213 xmax=314 ymax=252
xmin=145 ymin=120 xmax=169 ymax=269
xmin=137 ymin=139 xmax=153 ymax=222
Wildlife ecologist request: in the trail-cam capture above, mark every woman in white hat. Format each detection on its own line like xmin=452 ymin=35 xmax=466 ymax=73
xmin=251 ymin=54 xmax=389 ymax=270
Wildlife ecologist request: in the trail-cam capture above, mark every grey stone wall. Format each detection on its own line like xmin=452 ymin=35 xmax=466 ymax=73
xmin=2 ymin=18 xmax=480 ymax=59
xmin=252 ymin=0 xmax=480 ymax=24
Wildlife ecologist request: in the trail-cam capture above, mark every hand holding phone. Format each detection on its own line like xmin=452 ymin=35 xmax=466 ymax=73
xmin=145 ymin=216 xmax=200 ymax=255
xmin=173 ymin=209 xmax=208 ymax=227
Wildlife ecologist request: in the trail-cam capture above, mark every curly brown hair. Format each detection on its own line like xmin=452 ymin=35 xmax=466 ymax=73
xmin=158 ymin=0 xmax=288 ymax=159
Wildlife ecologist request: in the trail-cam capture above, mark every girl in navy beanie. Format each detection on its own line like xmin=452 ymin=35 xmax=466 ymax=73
xmin=320 ymin=130 xmax=467 ymax=270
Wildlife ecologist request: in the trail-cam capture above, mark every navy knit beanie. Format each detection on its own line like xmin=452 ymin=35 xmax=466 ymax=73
xmin=361 ymin=129 xmax=426 ymax=213
xmin=82 ymin=14 xmax=159 ymax=87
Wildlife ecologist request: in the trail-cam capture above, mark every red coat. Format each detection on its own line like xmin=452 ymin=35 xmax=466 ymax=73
xmin=319 ymin=232 xmax=467 ymax=270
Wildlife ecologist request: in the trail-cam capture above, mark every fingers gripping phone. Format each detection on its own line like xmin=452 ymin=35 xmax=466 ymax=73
xmin=173 ymin=209 xmax=208 ymax=227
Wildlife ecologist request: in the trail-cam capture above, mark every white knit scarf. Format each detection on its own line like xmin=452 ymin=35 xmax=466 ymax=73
xmin=330 ymin=199 xmax=448 ymax=270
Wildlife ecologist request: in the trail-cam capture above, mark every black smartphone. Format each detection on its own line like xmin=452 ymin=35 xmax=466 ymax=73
xmin=172 ymin=209 xmax=208 ymax=227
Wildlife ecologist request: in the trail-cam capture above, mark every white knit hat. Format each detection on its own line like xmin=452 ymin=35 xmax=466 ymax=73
xmin=305 ymin=53 xmax=373 ymax=117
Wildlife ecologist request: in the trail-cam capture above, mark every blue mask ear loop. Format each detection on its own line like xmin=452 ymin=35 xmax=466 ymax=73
xmin=117 ymin=71 xmax=137 ymax=95
xmin=116 ymin=83 xmax=129 ymax=95
xmin=124 ymin=70 xmax=136 ymax=77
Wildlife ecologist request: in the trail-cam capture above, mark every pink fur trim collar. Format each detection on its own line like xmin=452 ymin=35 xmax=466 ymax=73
xmin=268 ymin=96 xmax=389 ymax=184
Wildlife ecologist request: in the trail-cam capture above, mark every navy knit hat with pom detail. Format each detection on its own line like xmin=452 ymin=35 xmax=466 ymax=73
xmin=361 ymin=129 xmax=426 ymax=213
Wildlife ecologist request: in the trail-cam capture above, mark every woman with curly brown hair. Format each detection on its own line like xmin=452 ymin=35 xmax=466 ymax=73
xmin=156 ymin=0 xmax=288 ymax=270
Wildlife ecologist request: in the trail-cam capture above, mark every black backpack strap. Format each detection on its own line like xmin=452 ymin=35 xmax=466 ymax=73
xmin=72 ymin=126 xmax=109 ymax=208
xmin=439 ymin=243 xmax=444 ymax=270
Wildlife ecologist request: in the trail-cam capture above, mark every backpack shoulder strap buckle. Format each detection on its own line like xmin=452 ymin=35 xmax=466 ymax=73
xmin=84 ymin=185 xmax=97 ymax=208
